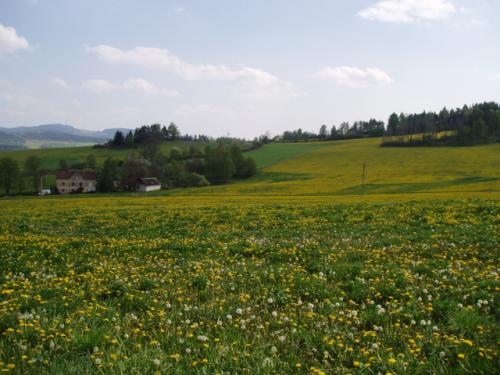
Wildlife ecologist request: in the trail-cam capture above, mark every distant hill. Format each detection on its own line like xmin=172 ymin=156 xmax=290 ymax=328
xmin=0 ymin=124 xmax=132 ymax=149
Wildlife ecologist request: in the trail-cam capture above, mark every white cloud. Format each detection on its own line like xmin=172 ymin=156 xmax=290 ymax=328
xmin=313 ymin=66 xmax=394 ymax=88
xmin=82 ymin=78 xmax=179 ymax=97
xmin=174 ymin=6 xmax=185 ymax=13
xmin=490 ymin=73 xmax=500 ymax=81
xmin=0 ymin=24 xmax=30 ymax=54
xmin=87 ymin=44 xmax=294 ymax=95
xmin=82 ymin=79 xmax=119 ymax=92
xmin=51 ymin=77 xmax=70 ymax=90
xmin=358 ymin=0 xmax=457 ymax=23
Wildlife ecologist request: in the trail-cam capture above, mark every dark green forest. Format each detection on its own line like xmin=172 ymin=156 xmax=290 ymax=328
xmin=383 ymin=102 xmax=500 ymax=146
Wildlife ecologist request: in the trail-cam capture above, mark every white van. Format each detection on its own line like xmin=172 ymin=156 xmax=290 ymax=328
xmin=38 ymin=189 xmax=51 ymax=196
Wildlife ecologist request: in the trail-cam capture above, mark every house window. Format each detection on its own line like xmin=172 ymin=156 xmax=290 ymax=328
xmin=62 ymin=182 xmax=65 ymax=186
xmin=80 ymin=182 xmax=83 ymax=187
xmin=72 ymin=182 xmax=75 ymax=186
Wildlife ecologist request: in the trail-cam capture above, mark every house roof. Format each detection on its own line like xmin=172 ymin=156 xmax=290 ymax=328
xmin=56 ymin=170 xmax=97 ymax=180
xmin=138 ymin=177 xmax=161 ymax=186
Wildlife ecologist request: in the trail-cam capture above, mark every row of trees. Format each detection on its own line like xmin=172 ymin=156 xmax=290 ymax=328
xmin=107 ymin=123 xmax=265 ymax=154
xmin=279 ymin=102 xmax=499 ymax=146
xmin=384 ymin=102 xmax=500 ymax=146
xmin=108 ymin=123 xmax=182 ymax=152
xmin=282 ymin=119 xmax=385 ymax=142
xmin=98 ymin=143 xmax=257 ymax=192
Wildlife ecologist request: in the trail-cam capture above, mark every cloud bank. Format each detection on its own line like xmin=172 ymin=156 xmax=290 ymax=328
xmin=82 ymin=78 xmax=179 ymax=97
xmin=0 ymin=24 xmax=29 ymax=54
xmin=87 ymin=44 xmax=294 ymax=95
xmin=313 ymin=66 xmax=394 ymax=88
xmin=359 ymin=0 xmax=457 ymax=23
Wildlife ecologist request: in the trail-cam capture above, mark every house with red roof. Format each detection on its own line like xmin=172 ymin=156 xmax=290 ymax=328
xmin=56 ymin=170 xmax=97 ymax=194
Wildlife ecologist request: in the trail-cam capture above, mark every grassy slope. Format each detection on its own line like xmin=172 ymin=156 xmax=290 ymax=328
xmin=182 ymin=138 xmax=500 ymax=197
xmin=0 ymin=142 xmax=203 ymax=171
xmin=248 ymin=142 xmax=329 ymax=168
xmin=1 ymin=137 xmax=499 ymax=199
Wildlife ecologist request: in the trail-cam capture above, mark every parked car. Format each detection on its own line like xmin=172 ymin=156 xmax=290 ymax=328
xmin=38 ymin=189 xmax=52 ymax=196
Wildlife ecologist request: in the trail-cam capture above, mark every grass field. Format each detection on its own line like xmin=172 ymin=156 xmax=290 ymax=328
xmin=0 ymin=138 xmax=499 ymax=374
xmin=0 ymin=142 xmax=204 ymax=172
xmin=176 ymin=138 xmax=500 ymax=197
xmin=245 ymin=142 xmax=329 ymax=169
xmin=1 ymin=137 xmax=499 ymax=197
xmin=0 ymin=196 xmax=498 ymax=374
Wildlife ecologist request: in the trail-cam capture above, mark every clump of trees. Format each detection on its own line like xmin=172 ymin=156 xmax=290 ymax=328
xmin=96 ymin=143 xmax=256 ymax=192
xmin=109 ymin=123 xmax=181 ymax=149
xmin=382 ymin=102 xmax=500 ymax=146
xmin=0 ymin=157 xmax=21 ymax=195
xmin=105 ymin=123 xmax=262 ymax=152
xmin=94 ymin=123 xmax=258 ymax=191
xmin=0 ymin=155 xmax=44 ymax=195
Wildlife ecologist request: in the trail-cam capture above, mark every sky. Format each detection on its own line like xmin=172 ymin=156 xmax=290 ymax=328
xmin=0 ymin=0 xmax=499 ymax=138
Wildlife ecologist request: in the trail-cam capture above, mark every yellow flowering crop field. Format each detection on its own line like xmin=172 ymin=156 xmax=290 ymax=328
xmin=183 ymin=138 xmax=500 ymax=197
xmin=0 ymin=195 xmax=498 ymax=374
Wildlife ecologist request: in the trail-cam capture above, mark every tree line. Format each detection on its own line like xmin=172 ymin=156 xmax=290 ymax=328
xmin=98 ymin=143 xmax=256 ymax=192
xmin=104 ymin=123 xmax=255 ymax=151
xmin=278 ymin=102 xmax=499 ymax=146
xmin=281 ymin=119 xmax=385 ymax=142
xmin=383 ymin=102 xmax=500 ymax=146
xmin=0 ymin=143 xmax=257 ymax=195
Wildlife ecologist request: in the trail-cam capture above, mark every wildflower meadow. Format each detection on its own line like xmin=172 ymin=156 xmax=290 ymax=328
xmin=0 ymin=196 xmax=498 ymax=374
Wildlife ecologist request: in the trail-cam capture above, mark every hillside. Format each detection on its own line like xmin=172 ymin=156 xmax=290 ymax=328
xmin=181 ymin=138 xmax=500 ymax=198
xmin=1 ymin=137 xmax=499 ymax=199
xmin=0 ymin=141 xmax=203 ymax=171
xmin=0 ymin=124 xmax=127 ymax=149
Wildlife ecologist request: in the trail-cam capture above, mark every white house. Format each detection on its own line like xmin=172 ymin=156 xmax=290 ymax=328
xmin=137 ymin=177 xmax=161 ymax=192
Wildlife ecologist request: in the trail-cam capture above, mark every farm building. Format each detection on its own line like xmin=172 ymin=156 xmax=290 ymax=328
xmin=137 ymin=177 xmax=162 ymax=192
xmin=56 ymin=170 xmax=97 ymax=194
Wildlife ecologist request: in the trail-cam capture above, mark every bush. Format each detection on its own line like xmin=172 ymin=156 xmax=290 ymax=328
xmin=189 ymin=173 xmax=210 ymax=187
xmin=169 ymin=147 xmax=183 ymax=160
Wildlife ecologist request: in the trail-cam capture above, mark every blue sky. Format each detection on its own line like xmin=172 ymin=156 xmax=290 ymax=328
xmin=0 ymin=0 xmax=499 ymax=138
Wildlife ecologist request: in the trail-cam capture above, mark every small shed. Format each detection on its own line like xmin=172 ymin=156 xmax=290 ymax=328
xmin=137 ymin=177 xmax=161 ymax=192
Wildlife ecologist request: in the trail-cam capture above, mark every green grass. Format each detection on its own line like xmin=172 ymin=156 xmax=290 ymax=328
xmin=246 ymin=142 xmax=330 ymax=168
xmin=201 ymin=138 xmax=500 ymax=197
xmin=0 ymin=142 xmax=205 ymax=171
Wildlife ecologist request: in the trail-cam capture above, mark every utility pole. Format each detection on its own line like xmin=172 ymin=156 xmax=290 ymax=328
xmin=362 ymin=162 xmax=366 ymax=195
